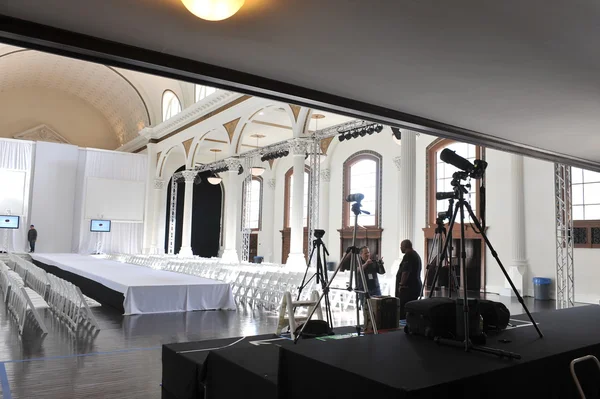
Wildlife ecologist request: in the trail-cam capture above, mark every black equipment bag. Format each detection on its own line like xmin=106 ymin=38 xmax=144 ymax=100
xmin=294 ymin=320 xmax=333 ymax=339
xmin=364 ymin=296 xmax=400 ymax=331
xmin=479 ymin=299 xmax=510 ymax=332
xmin=404 ymin=297 xmax=456 ymax=339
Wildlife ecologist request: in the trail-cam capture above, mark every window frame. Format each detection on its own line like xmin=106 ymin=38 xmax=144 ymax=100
xmin=342 ymin=151 xmax=382 ymax=228
xmin=571 ymin=166 xmax=600 ymax=248
xmin=284 ymin=166 xmax=311 ymax=229
xmin=242 ymin=176 xmax=263 ymax=231
xmin=426 ymin=138 xmax=484 ymax=229
xmin=162 ymin=90 xmax=182 ymax=122
xmin=195 ymin=85 xmax=216 ymax=102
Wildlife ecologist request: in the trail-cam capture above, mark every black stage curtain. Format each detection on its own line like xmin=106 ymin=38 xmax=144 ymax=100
xmin=191 ymin=171 xmax=222 ymax=257
xmin=164 ymin=165 xmax=185 ymax=254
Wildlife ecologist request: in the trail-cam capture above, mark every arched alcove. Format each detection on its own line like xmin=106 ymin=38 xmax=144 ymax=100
xmin=191 ymin=170 xmax=223 ymax=257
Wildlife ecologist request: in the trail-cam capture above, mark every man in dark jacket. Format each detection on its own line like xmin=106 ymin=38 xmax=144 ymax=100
xmin=28 ymin=225 xmax=37 ymax=253
xmin=396 ymin=239 xmax=422 ymax=318
xmin=340 ymin=246 xmax=385 ymax=300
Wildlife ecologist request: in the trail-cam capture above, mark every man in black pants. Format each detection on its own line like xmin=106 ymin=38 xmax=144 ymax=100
xmin=28 ymin=225 xmax=37 ymax=253
xmin=395 ymin=239 xmax=422 ymax=319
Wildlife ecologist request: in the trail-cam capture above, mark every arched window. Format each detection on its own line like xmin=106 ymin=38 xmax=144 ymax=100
xmin=243 ymin=177 xmax=263 ymax=230
xmin=284 ymin=167 xmax=310 ymax=228
xmin=195 ymin=85 xmax=216 ymax=102
xmin=343 ymin=152 xmax=382 ymax=228
xmin=162 ymin=90 xmax=181 ymax=121
xmin=427 ymin=140 xmax=481 ymax=225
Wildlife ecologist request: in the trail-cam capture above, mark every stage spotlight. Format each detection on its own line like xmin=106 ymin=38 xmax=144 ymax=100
xmin=392 ymin=127 xmax=402 ymax=140
xmin=283 ymin=150 xmax=289 ymax=156
xmin=367 ymin=126 xmax=375 ymax=134
xmin=359 ymin=128 xmax=367 ymax=137
xmin=344 ymin=132 xmax=352 ymax=141
xmin=338 ymin=134 xmax=345 ymax=142
xmin=375 ymin=124 xmax=384 ymax=133
xmin=351 ymin=130 xmax=359 ymax=138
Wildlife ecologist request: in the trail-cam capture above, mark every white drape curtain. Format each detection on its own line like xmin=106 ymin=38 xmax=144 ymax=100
xmin=0 ymin=139 xmax=34 ymax=253
xmin=76 ymin=149 xmax=147 ymax=255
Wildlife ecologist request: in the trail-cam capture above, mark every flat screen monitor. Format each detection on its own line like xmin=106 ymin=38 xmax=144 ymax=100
xmin=0 ymin=216 xmax=19 ymax=229
xmin=90 ymin=219 xmax=111 ymax=233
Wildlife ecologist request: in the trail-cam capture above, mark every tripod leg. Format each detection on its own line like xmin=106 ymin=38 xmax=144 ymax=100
xmin=458 ymin=201 xmax=470 ymax=352
xmin=297 ymin=243 xmax=318 ymax=301
xmin=463 ymin=203 xmax=543 ymax=338
xmin=429 ymin=203 xmax=461 ymax=298
xmin=355 ymin=253 xmax=379 ymax=334
xmin=419 ymin=233 xmax=438 ymax=299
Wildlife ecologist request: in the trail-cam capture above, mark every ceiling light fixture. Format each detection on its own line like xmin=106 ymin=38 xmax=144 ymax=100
xmin=337 ymin=123 xmax=384 ymax=143
xmin=208 ymin=149 xmax=222 ymax=185
xmin=250 ymin=134 xmax=266 ymax=176
xmin=181 ymin=0 xmax=245 ymax=21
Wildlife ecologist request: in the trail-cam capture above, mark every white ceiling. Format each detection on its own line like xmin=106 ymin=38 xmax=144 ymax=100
xmin=0 ymin=44 xmax=150 ymax=145
xmin=2 ymin=1 xmax=600 ymax=165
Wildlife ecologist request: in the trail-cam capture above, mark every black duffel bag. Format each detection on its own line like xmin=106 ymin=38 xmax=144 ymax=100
xmin=479 ymin=299 xmax=510 ymax=332
xmin=404 ymin=297 xmax=456 ymax=339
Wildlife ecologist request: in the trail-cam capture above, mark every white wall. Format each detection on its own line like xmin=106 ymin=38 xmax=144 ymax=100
xmin=30 ymin=141 xmax=79 ymax=252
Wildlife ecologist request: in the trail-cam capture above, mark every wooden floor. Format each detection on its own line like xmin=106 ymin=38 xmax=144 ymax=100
xmin=0 ymin=294 xmax=557 ymax=398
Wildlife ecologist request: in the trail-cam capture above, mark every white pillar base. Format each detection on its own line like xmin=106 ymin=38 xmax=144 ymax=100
xmin=500 ymin=265 xmax=525 ymax=297
xmin=286 ymin=252 xmax=306 ymax=268
xmin=148 ymin=246 xmax=163 ymax=255
xmin=178 ymin=246 xmax=194 ymax=258
xmin=221 ymin=249 xmax=239 ymax=263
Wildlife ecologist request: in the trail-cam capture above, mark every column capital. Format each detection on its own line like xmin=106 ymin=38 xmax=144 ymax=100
xmin=268 ymin=178 xmax=276 ymax=190
xmin=181 ymin=170 xmax=197 ymax=183
xmin=321 ymin=168 xmax=331 ymax=183
xmin=153 ymin=179 xmax=165 ymax=190
xmin=393 ymin=156 xmax=402 ymax=171
xmin=224 ymin=157 xmax=242 ymax=171
xmin=288 ymin=138 xmax=311 ymax=155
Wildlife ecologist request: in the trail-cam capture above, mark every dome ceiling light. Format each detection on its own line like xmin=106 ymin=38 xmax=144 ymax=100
xmin=208 ymin=148 xmax=223 ymax=185
xmin=250 ymin=134 xmax=266 ymax=176
xmin=181 ymin=0 xmax=245 ymax=21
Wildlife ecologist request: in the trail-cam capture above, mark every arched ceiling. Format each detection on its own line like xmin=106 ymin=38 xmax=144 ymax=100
xmin=0 ymin=45 xmax=150 ymax=146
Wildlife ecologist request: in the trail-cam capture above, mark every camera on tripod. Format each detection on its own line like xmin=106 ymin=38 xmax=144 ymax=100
xmin=314 ymin=229 xmax=325 ymax=239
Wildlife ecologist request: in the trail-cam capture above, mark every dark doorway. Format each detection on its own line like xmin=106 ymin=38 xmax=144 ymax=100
xmin=164 ymin=165 xmax=185 ymax=254
xmin=191 ymin=171 xmax=223 ymax=257
xmin=249 ymin=233 xmax=258 ymax=262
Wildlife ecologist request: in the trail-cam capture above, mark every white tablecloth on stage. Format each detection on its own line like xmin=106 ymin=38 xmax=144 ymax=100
xmin=31 ymin=253 xmax=236 ymax=315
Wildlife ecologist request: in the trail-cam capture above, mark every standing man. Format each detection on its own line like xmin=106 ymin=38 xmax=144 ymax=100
xmin=340 ymin=246 xmax=385 ymax=298
xmin=396 ymin=239 xmax=422 ymax=318
xmin=28 ymin=225 xmax=37 ymax=253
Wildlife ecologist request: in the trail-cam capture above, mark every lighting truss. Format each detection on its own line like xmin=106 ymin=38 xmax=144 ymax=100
xmin=308 ymin=136 xmax=321 ymax=264
xmin=554 ymin=163 xmax=574 ymax=309
xmin=240 ymin=156 xmax=254 ymax=262
xmin=168 ymin=178 xmax=178 ymax=255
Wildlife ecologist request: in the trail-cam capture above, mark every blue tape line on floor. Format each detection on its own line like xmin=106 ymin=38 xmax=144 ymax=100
xmin=0 ymin=362 xmax=12 ymax=399
xmin=4 ymin=346 xmax=161 ymax=364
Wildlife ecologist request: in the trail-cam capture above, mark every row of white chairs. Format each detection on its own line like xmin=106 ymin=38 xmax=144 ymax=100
xmin=7 ymin=254 xmax=100 ymax=333
xmin=0 ymin=260 xmax=48 ymax=335
xmin=101 ymin=253 xmax=391 ymax=312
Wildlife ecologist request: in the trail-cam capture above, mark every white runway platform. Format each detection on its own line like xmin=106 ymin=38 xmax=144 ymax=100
xmin=31 ymin=253 xmax=236 ymax=315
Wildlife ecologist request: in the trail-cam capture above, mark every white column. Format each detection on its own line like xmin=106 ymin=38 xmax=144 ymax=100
xmin=502 ymin=154 xmax=527 ymax=296
xmin=179 ymin=170 xmax=196 ymax=257
xmin=391 ymin=131 xmax=417 ymax=286
xmin=286 ymin=138 xmax=310 ymax=267
xmin=222 ymin=158 xmax=242 ymax=263
xmin=142 ymin=143 xmax=158 ymax=253
xmin=150 ymin=179 xmax=165 ymax=254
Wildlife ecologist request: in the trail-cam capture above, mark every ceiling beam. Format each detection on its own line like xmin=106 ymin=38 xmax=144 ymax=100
xmin=1 ymin=14 xmax=598 ymax=171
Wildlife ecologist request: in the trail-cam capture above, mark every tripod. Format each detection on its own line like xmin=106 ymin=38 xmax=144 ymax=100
xmin=296 ymin=232 xmax=333 ymax=330
xmin=295 ymin=200 xmax=378 ymax=343
xmin=430 ymin=172 xmax=542 ymax=358
xmin=422 ymin=200 xmax=459 ymax=299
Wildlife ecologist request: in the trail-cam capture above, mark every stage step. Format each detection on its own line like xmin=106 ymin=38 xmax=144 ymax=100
xmin=276 ymin=290 xmax=323 ymax=339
